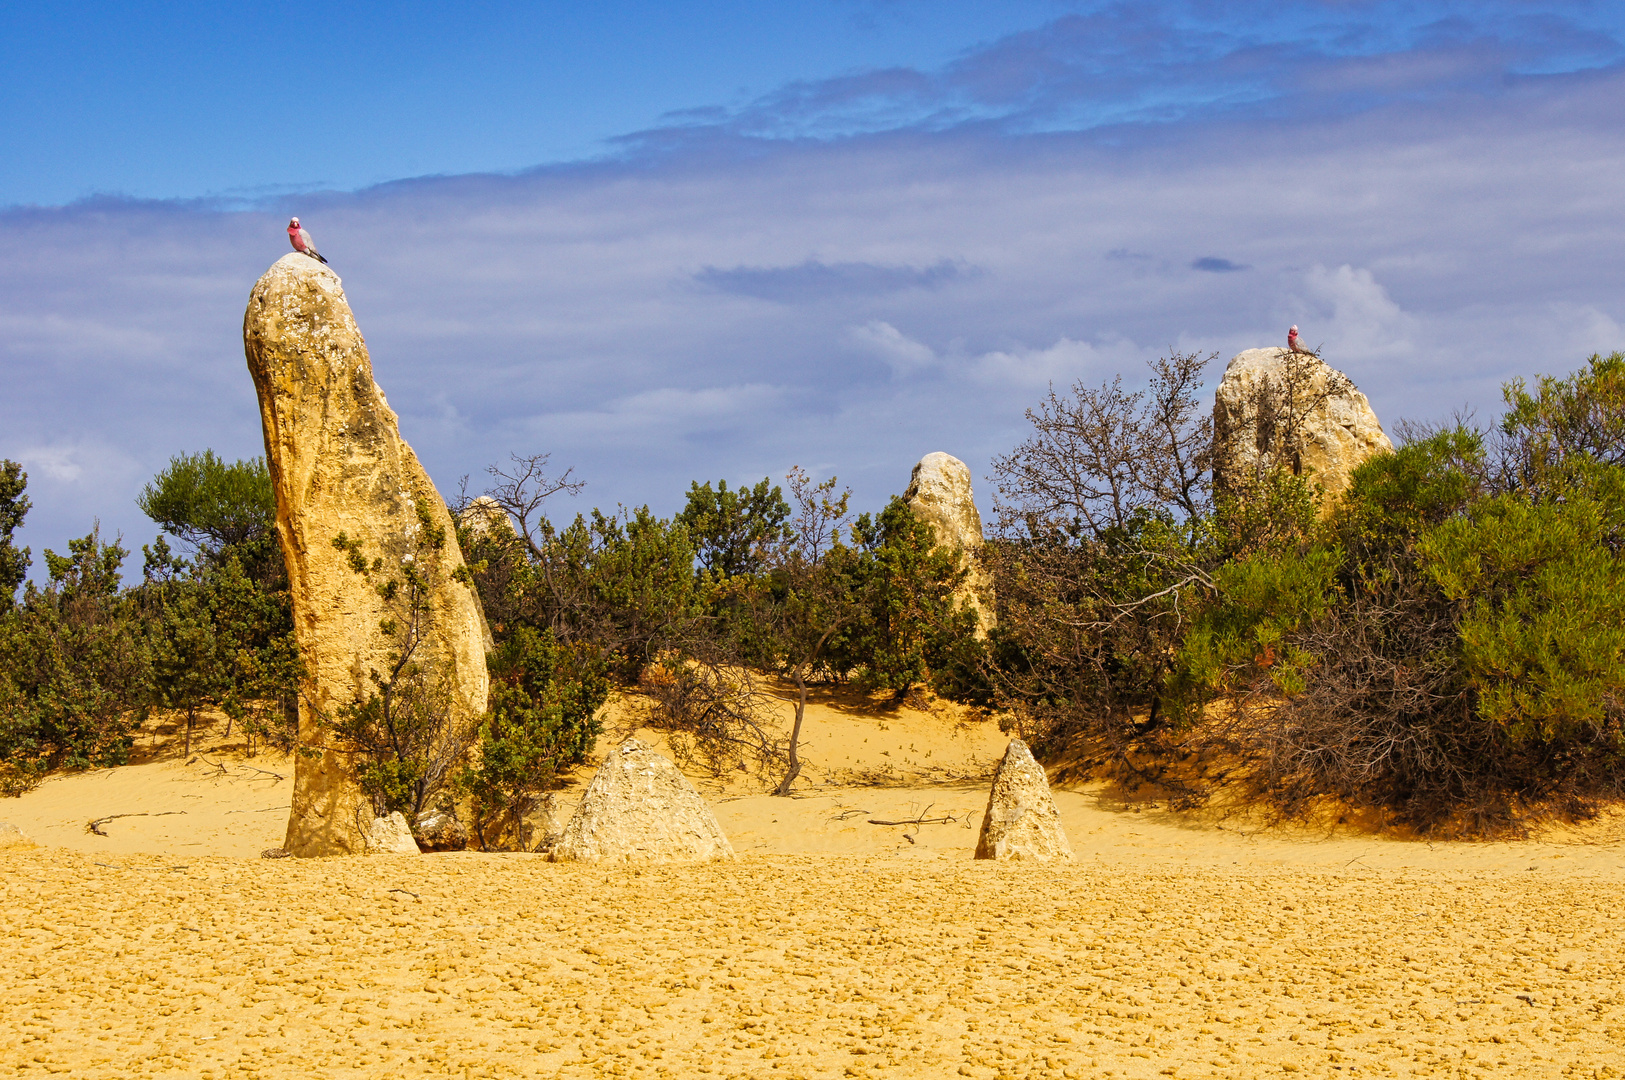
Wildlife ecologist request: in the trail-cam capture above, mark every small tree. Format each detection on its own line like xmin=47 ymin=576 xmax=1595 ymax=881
xmin=677 ymin=477 xmax=792 ymax=577
xmin=0 ymin=527 xmax=151 ymax=793
xmin=142 ymin=537 xmax=226 ymax=756
xmin=993 ymin=351 xmax=1215 ymax=540
xmin=455 ymin=625 xmax=608 ymax=849
xmin=328 ymin=501 xmax=472 ymax=820
xmin=0 ymin=460 xmax=31 ymax=611
xmin=762 ymin=468 xmax=856 ymax=795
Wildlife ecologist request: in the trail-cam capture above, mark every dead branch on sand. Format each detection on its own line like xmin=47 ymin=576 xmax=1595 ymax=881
xmin=867 ymin=804 xmax=957 ymax=827
xmin=86 ymin=811 xmax=187 ymax=836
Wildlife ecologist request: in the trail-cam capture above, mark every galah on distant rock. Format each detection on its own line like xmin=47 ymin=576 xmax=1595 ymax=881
xmin=1287 ymin=325 xmax=1313 ymax=355
xmin=287 ymin=217 xmax=327 ymax=264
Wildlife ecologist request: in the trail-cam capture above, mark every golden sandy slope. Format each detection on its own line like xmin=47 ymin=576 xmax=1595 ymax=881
xmin=4 ymin=695 xmax=1625 ymax=1078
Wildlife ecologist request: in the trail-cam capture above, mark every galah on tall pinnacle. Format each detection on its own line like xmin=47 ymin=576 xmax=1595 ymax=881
xmin=1287 ymin=325 xmax=1313 ymax=355
xmin=287 ymin=218 xmax=327 ymax=264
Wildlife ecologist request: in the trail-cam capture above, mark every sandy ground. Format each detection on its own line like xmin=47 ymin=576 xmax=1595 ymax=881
xmin=4 ymin=693 xmax=1625 ymax=1077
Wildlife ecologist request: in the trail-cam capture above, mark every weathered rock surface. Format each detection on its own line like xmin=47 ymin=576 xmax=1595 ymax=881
xmin=364 ymin=812 xmax=421 ymax=855
xmin=1212 ymin=348 xmax=1392 ymax=505
xmin=904 ymin=452 xmax=996 ymax=636
xmin=520 ymin=795 xmax=566 ymax=854
xmin=413 ymin=809 xmax=469 ymax=852
xmin=458 ymin=495 xmax=514 ymax=540
xmin=0 ymin=822 xmax=36 ymax=850
xmin=244 ymin=253 xmax=490 ymax=857
xmin=974 ymin=739 xmax=1074 ymax=862
xmin=550 ymin=740 xmax=734 ymax=864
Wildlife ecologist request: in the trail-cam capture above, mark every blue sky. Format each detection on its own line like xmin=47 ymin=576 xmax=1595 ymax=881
xmin=4 ymin=1 xmax=1625 ymax=578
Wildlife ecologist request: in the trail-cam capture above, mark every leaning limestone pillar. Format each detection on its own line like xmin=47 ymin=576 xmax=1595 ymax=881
xmin=244 ymin=254 xmax=489 ymax=856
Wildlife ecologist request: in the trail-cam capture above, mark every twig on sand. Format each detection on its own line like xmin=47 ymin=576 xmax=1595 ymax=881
xmin=831 ymin=808 xmax=871 ymax=822
xmin=226 ymin=806 xmax=287 ymax=814
xmin=242 ymin=766 xmax=286 ymax=782
xmin=388 ymin=888 xmax=420 ymax=900
xmin=198 ymin=757 xmax=229 ymax=776
xmin=87 ymin=811 xmax=186 ymax=836
xmin=867 ymin=804 xmax=956 ymax=827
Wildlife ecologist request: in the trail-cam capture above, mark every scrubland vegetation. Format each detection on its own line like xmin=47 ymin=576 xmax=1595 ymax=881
xmin=6 ymin=351 xmax=1625 ymax=837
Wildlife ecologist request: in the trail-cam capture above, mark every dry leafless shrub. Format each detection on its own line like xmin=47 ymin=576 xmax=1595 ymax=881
xmin=638 ymin=648 xmax=786 ymax=781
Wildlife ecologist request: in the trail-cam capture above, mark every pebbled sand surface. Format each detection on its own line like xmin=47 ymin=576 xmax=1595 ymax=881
xmin=4 ymin=847 xmax=1625 ymax=1079
xmin=4 ymin=698 xmax=1625 ymax=1078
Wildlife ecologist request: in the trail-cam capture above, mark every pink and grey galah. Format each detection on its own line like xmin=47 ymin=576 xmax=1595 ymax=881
xmin=1287 ymin=325 xmax=1313 ymax=354
xmin=286 ymin=218 xmax=328 ymax=264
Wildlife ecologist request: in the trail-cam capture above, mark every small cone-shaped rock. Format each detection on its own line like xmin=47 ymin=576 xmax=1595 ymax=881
xmin=364 ymin=811 xmax=421 ymax=855
xmin=550 ymin=739 xmax=735 ymax=864
xmin=904 ymin=452 xmax=995 ymax=637
xmin=975 ymin=739 xmax=1074 ymax=862
xmin=0 ymin=822 xmax=37 ymax=850
xmin=244 ymin=254 xmax=490 ymax=857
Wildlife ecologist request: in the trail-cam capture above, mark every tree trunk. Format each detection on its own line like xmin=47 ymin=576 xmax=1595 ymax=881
xmin=774 ymin=667 xmax=808 ymax=797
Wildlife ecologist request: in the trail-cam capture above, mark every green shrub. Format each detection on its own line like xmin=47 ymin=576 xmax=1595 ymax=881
xmin=456 ymin=626 xmax=608 ymax=849
xmin=0 ymin=529 xmax=151 ymax=793
xmin=1421 ymin=461 xmax=1625 ymax=750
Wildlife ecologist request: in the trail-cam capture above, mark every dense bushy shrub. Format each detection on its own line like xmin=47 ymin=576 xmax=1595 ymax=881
xmin=0 ymin=453 xmax=301 ymax=796
xmin=0 ymin=528 xmax=152 ymax=794
xmin=456 ymin=625 xmax=609 ymax=848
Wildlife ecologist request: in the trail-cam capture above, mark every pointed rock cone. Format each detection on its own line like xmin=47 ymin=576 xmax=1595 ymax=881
xmin=974 ymin=739 xmax=1074 ymax=861
xmin=549 ymin=739 xmax=735 ymax=864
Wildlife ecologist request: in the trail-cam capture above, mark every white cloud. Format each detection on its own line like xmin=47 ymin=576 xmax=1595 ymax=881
xmin=1294 ymin=264 xmax=1419 ymax=363
xmin=966 ymin=335 xmax=1149 ymax=390
xmin=848 ymin=320 xmax=937 ymax=375
xmin=16 ymin=446 xmax=86 ymax=483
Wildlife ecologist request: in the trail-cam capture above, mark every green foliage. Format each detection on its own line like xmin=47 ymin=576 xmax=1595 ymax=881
xmin=0 ymin=460 xmax=30 ymax=610
xmin=1336 ymin=428 xmax=1486 ymax=563
xmin=463 ymin=502 xmax=697 ymax=682
xmin=1420 ymin=462 xmax=1625 ymax=748
xmin=1 ymin=445 xmax=304 ymax=796
xmin=1168 ymin=543 xmax=1344 ymax=713
xmin=838 ymin=497 xmax=972 ymax=692
xmin=1203 ymin=467 xmax=1322 ymax=561
xmin=0 ymin=528 xmax=150 ymax=794
xmin=456 ymin=626 xmax=609 ymax=848
xmin=1501 ymin=351 xmax=1625 ymax=489
xmin=677 ymin=477 xmax=791 ymax=578
xmin=138 ymin=537 xmax=303 ymax=755
xmin=137 ymin=450 xmax=277 ymax=554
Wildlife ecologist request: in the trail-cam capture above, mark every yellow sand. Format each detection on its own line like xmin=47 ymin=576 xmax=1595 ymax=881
xmin=3 ymin=695 xmax=1624 ymax=1078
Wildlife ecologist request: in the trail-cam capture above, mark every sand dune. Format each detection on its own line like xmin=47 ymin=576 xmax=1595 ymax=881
xmin=4 ymin=695 xmax=1625 ymax=1077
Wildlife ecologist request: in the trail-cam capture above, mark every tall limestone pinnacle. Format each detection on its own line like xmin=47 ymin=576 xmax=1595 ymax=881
xmin=904 ymin=452 xmax=996 ymax=637
xmin=243 ymin=253 xmax=489 ymax=857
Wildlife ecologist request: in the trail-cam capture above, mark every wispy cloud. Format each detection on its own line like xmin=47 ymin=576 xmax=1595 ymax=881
xmin=696 ymin=258 xmax=970 ymax=302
